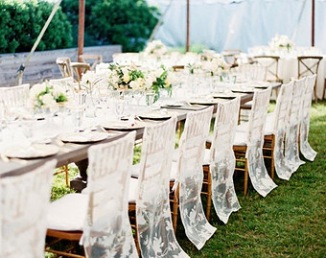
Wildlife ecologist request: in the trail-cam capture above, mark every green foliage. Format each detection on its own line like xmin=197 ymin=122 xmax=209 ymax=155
xmin=88 ymin=0 xmax=160 ymax=52
xmin=0 ymin=0 xmax=72 ymax=53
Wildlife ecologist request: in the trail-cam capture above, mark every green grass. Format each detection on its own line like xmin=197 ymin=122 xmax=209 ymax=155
xmin=51 ymin=101 xmax=326 ymax=257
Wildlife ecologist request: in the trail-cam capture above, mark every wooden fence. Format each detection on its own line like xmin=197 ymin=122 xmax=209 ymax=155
xmin=0 ymin=45 xmax=121 ymax=87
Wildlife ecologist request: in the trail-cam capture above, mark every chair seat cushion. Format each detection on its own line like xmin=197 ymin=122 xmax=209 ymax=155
xmin=264 ymin=113 xmax=274 ymax=135
xmin=128 ymin=178 xmax=139 ymax=203
xmin=233 ymin=130 xmax=247 ymax=146
xmin=130 ymin=163 xmax=141 ymax=178
xmin=47 ymin=193 xmax=88 ymax=231
xmin=203 ymin=149 xmax=211 ymax=165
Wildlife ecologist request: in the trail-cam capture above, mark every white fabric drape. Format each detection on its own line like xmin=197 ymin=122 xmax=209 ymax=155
xmin=176 ymin=106 xmax=216 ymax=250
xmin=147 ymin=0 xmax=326 ymax=53
xmin=210 ymin=97 xmax=241 ymax=224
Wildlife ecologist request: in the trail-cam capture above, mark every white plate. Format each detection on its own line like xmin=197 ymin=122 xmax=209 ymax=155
xmin=138 ymin=111 xmax=172 ymax=120
xmin=59 ymin=131 xmax=108 ymax=143
xmin=102 ymin=120 xmax=146 ymax=130
xmin=4 ymin=144 xmax=59 ymax=159
xmin=188 ymin=99 xmax=218 ymax=105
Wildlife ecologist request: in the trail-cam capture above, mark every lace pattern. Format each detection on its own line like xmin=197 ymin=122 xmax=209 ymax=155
xmin=136 ymin=118 xmax=189 ymax=258
xmin=176 ymin=106 xmax=216 ymax=249
xmin=0 ymin=160 xmax=56 ymax=258
xmin=81 ymin=131 xmax=138 ymax=258
xmin=210 ymin=97 xmax=241 ymax=224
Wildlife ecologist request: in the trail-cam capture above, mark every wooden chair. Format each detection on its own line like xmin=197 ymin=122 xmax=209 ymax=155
xmin=46 ymin=132 xmax=138 ymax=258
xmin=233 ymin=88 xmax=277 ymax=196
xmin=0 ymin=160 xmax=56 ymax=258
xmin=203 ymin=97 xmax=241 ymax=223
xmin=70 ymin=62 xmax=91 ymax=83
xmin=79 ymin=54 xmax=103 ymax=71
xmin=128 ymin=118 xmax=189 ymax=257
xmin=253 ymin=55 xmax=282 ymax=83
xmin=263 ymin=81 xmax=294 ymax=181
xmin=169 ymin=106 xmax=216 ymax=249
xmin=297 ymin=55 xmax=323 ymax=102
xmin=56 ymin=57 xmax=73 ymax=78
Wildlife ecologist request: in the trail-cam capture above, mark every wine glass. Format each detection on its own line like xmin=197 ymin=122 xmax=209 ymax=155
xmin=114 ymin=97 xmax=125 ymax=120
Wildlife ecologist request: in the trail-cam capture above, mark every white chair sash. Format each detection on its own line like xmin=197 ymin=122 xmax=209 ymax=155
xmin=136 ymin=117 xmax=189 ymax=258
xmin=285 ymin=78 xmax=306 ymax=172
xmin=176 ymin=106 xmax=216 ymax=249
xmin=81 ymin=131 xmax=138 ymax=258
xmin=245 ymin=88 xmax=277 ymax=197
xmin=299 ymin=75 xmax=317 ymax=161
xmin=210 ymin=97 xmax=241 ymax=224
xmin=1 ymin=160 xmax=56 ymax=258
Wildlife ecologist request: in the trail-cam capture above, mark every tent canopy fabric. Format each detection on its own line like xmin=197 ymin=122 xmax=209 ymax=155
xmin=147 ymin=0 xmax=326 ymax=53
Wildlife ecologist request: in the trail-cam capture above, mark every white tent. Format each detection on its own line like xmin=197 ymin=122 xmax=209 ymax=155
xmin=147 ymin=0 xmax=326 ymax=53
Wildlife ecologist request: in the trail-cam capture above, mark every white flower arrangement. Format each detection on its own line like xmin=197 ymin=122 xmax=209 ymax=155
xmin=269 ymin=34 xmax=295 ymax=50
xmin=187 ymin=54 xmax=230 ymax=76
xmin=29 ymin=82 xmax=68 ymax=109
xmin=107 ymin=64 xmax=151 ymax=91
xmin=143 ymin=40 xmax=168 ymax=56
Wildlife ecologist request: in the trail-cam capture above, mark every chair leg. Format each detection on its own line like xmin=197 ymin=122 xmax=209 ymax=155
xmin=171 ymin=186 xmax=179 ymax=232
xmin=202 ymin=165 xmax=212 ymax=221
xmin=244 ymin=160 xmax=249 ymax=196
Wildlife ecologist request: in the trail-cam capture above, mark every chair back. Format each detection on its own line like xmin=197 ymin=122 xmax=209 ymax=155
xmin=81 ymin=131 xmax=138 ymax=257
xmin=79 ymin=54 xmax=103 ymax=71
xmin=299 ymin=74 xmax=317 ymax=161
xmin=210 ymin=97 xmax=241 ymax=224
xmin=0 ymin=84 xmax=30 ymax=108
xmin=285 ymin=77 xmax=306 ymax=172
xmin=297 ymin=56 xmax=322 ymax=78
xmin=270 ymin=81 xmax=294 ymax=180
xmin=247 ymin=87 xmax=272 ymax=148
xmin=176 ymin=106 xmax=216 ymax=249
xmin=136 ymin=117 xmax=189 ymax=257
xmin=245 ymin=87 xmax=277 ymax=197
xmin=56 ymin=57 xmax=73 ymax=78
xmin=253 ymin=55 xmax=281 ymax=82
xmin=238 ymin=63 xmax=267 ymax=82
xmin=71 ymin=62 xmax=91 ymax=83
xmin=0 ymin=160 xmax=56 ymax=258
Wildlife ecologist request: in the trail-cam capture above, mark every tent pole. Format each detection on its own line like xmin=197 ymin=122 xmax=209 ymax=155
xmin=311 ymin=0 xmax=315 ymax=46
xmin=186 ymin=0 xmax=190 ymax=52
xmin=78 ymin=0 xmax=85 ymax=61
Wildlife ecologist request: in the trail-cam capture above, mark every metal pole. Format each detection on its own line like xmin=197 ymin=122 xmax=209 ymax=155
xmin=311 ymin=0 xmax=315 ymax=46
xmin=186 ymin=0 xmax=190 ymax=52
xmin=78 ymin=0 xmax=85 ymax=62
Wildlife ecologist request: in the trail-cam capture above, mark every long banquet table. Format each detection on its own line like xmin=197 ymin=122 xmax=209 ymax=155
xmin=0 ymin=88 xmax=265 ymax=178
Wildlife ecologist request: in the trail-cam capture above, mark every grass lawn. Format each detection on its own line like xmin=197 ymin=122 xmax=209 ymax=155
xmin=50 ymin=101 xmax=326 ymax=258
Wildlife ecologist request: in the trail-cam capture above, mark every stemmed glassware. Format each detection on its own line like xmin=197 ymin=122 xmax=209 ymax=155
xmin=114 ymin=91 xmax=126 ymax=120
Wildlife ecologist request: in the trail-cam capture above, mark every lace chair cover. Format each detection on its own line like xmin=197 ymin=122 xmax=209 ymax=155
xmin=285 ymin=78 xmax=306 ymax=172
xmin=136 ymin=117 xmax=189 ymax=258
xmin=0 ymin=84 xmax=30 ymax=109
xmin=269 ymin=81 xmax=294 ymax=180
xmin=80 ymin=131 xmax=138 ymax=258
xmin=245 ymin=88 xmax=277 ymax=197
xmin=299 ymin=75 xmax=317 ymax=161
xmin=175 ymin=106 xmax=216 ymax=250
xmin=0 ymin=160 xmax=56 ymax=258
xmin=210 ymin=97 xmax=241 ymax=224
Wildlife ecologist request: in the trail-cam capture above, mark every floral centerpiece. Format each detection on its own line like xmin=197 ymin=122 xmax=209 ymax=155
xmin=107 ymin=64 xmax=152 ymax=91
xmin=269 ymin=34 xmax=295 ymax=51
xmin=148 ymin=66 xmax=173 ymax=94
xmin=187 ymin=53 xmax=230 ymax=76
xmin=29 ymin=82 xmax=68 ymax=110
xmin=143 ymin=40 xmax=168 ymax=57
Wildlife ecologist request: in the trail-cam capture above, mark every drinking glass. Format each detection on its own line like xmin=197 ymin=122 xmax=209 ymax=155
xmin=114 ymin=97 xmax=125 ymax=120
